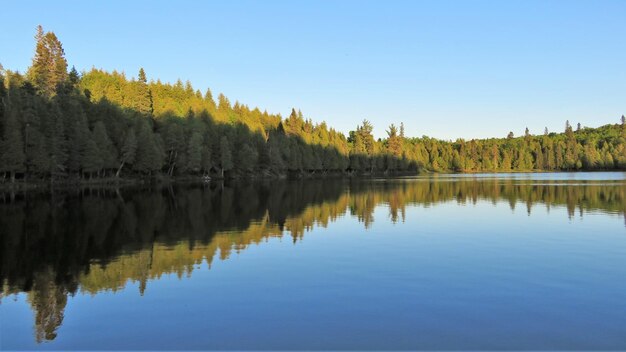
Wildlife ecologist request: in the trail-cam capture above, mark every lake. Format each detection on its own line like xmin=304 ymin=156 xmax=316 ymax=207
xmin=1 ymin=172 xmax=625 ymax=350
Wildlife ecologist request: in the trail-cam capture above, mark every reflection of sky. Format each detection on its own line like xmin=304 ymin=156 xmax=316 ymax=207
xmin=4 ymin=196 xmax=625 ymax=350
xmin=411 ymin=171 xmax=626 ymax=181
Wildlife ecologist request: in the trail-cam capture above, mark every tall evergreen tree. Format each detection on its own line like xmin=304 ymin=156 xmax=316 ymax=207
xmin=186 ymin=131 xmax=203 ymax=173
xmin=81 ymin=135 xmax=103 ymax=176
xmin=66 ymin=112 xmax=90 ymax=174
xmin=116 ymin=128 xmax=137 ymax=177
xmin=0 ymin=74 xmax=6 ymax=120
xmin=200 ymin=141 xmax=212 ymax=175
xmin=386 ymin=124 xmax=402 ymax=157
xmin=0 ymin=107 xmax=25 ymax=182
xmin=237 ymin=143 xmax=258 ymax=172
xmin=48 ymin=106 xmax=67 ymax=179
xmin=134 ymin=68 xmax=153 ymax=115
xmin=219 ymin=136 xmax=233 ymax=177
xmin=22 ymin=100 xmax=49 ymax=176
xmin=27 ymin=25 xmax=68 ymax=96
xmin=92 ymin=121 xmax=117 ymax=173
xmin=133 ymin=121 xmax=161 ymax=175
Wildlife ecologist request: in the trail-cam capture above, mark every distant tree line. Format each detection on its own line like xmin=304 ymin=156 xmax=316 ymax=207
xmin=1 ymin=26 xmax=625 ymax=183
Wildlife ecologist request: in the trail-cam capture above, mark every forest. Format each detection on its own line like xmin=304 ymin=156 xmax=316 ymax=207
xmin=1 ymin=26 xmax=625 ymax=184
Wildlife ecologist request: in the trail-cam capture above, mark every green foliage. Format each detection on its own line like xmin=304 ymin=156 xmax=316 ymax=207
xmin=120 ymin=128 xmax=138 ymax=165
xmin=0 ymin=106 xmax=25 ymax=181
xmin=133 ymin=121 xmax=162 ymax=174
xmin=219 ymin=136 xmax=233 ymax=172
xmin=92 ymin=121 xmax=117 ymax=170
xmin=82 ymin=136 xmax=103 ymax=174
xmin=186 ymin=131 xmax=203 ymax=173
xmin=237 ymin=143 xmax=258 ymax=172
xmin=27 ymin=26 xmax=67 ymax=96
xmin=1 ymin=27 xmax=625 ymax=183
xmin=132 ymin=68 xmax=153 ymax=115
xmin=386 ymin=123 xmax=402 ymax=157
xmin=48 ymin=106 xmax=67 ymax=178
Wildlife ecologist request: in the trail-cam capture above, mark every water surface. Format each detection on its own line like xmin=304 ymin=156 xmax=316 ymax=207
xmin=1 ymin=173 xmax=625 ymax=350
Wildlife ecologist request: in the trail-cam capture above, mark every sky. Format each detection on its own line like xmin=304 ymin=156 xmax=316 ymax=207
xmin=1 ymin=0 xmax=625 ymax=140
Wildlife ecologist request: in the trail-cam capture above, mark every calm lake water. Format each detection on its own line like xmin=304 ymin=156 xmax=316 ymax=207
xmin=1 ymin=172 xmax=626 ymax=350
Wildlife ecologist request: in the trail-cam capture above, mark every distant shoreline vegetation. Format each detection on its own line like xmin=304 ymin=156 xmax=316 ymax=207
xmin=1 ymin=26 xmax=625 ymax=186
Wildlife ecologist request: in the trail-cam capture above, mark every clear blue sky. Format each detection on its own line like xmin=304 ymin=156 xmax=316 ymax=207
xmin=1 ymin=0 xmax=624 ymax=140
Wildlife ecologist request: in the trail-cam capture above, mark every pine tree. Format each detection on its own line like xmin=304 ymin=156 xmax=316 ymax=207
xmin=523 ymin=127 xmax=531 ymax=145
xmin=22 ymin=101 xmax=49 ymax=176
xmin=201 ymin=141 xmax=212 ymax=175
xmin=565 ymin=120 xmax=572 ymax=134
xmin=163 ymin=122 xmax=185 ymax=175
xmin=48 ymin=107 xmax=67 ymax=179
xmin=67 ymin=113 xmax=90 ymax=174
xmin=237 ymin=143 xmax=258 ymax=172
xmin=358 ymin=120 xmax=375 ymax=157
xmin=81 ymin=136 xmax=103 ymax=176
xmin=219 ymin=136 xmax=233 ymax=177
xmin=68 ymin=66 xmax=79 ymax=86
xmin=217 ymin=93 xmax=231 ymax=121
xmin=28 ymin=26 xmax=49 ymax=93
xmin=268 ymin=133 xmax=285 ymax=171
xmin=134 ymin=68 xmax=153 ymax=115
xmin=285 ymin=108 xmax=301 ymax=136
xmin=133 ymin=121 xmax=161 ymax=175
xmin=0 ymin=107 xmax=25 ymax=182
xmin=92 ymin=121 xmax=117 ymax=173
xmin=204 ymin=88 xmax=217 ymax=113
xmin=386 ymin=124 xmax=402 ymax=157
xmin=186 ymin=131 xmax=203 ymax=173
xmin=116 ymin=128 xmax=137 ymax=177
xmin=27 ymin=25 xmax=68 ymax=96
xmin=0 ymin=75 xmax=6 ymax=120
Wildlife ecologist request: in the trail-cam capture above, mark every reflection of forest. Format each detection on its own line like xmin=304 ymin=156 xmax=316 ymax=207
xmin=1 ymin=178 xmax=625 ymax=342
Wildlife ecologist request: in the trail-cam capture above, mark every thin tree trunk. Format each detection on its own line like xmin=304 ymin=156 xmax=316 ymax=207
xmin=116 ymin=161 xmax=125 ymax=177
xmin=168 ymin=151 xmax=178 ymax=176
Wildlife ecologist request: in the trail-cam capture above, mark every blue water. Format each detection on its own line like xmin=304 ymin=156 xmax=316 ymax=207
xmin=1 ymin=173 xmax=625 ymax=350
xmin=422 ymin=171 xmax=626 ymax=181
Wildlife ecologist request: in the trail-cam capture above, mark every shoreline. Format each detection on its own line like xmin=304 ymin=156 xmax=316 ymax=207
xmin=1 ymin=169 xmax=624 ymax=193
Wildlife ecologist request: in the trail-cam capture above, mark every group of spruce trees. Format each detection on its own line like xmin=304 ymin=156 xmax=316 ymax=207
xmin=1 ymin=26 xmax=625 ymax=183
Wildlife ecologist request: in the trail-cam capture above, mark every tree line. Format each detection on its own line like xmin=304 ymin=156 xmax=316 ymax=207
xmin=1 ymin=26 xmax=625 ymax=183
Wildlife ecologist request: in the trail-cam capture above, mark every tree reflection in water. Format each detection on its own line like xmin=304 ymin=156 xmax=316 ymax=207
xmin=1 ymin=177 xmax=625 ymax=342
